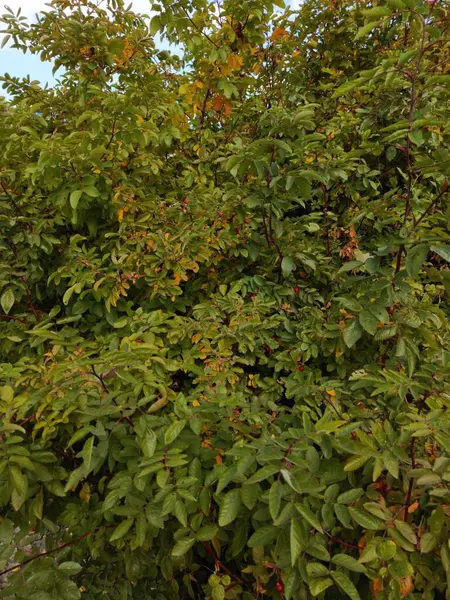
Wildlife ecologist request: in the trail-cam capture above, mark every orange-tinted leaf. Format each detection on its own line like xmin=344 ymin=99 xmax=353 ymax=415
xmin=271 ymin=28 xmax=289 ymax=40
xmin=400 ymin=577 xmax=414 ymax=598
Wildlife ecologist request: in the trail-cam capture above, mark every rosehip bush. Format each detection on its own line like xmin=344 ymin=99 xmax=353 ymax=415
xmin=0 ymin=0 xmax=450 ymax=598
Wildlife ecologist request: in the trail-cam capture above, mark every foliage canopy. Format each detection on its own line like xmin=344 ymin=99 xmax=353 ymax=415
xmin=1 ymin=0 xmax=450 ymax=598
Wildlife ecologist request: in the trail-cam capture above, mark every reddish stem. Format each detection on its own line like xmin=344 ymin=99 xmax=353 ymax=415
xmin=203 ymin=542 xmax=245 ymax=587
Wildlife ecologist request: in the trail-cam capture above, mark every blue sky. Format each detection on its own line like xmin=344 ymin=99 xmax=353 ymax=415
xmin=0 ymin=0 xmax=301 ymax=91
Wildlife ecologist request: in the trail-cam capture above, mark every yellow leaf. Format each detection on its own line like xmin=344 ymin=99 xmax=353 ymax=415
xmin=191 ymin=333 xmax=202 ymax=344
xmin=192 ymin=400 xmax=200 ymax=407
xmin=118 ymin=208 xmax=124 ymax=223
xmin=136 ymin=115 xmax=144 ymax=122
xmin=227 ymin=54 xmax=243 ymax=71
xmin=305 ymin=155 xmax=314 ymax=164
xmin=326 ymin=390 xmax=336 ymax=397
xmin=220 ymin=64 xmax=232 ymax=76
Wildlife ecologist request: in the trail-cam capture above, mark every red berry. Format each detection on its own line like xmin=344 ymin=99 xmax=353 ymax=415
xmin=183 ymin=199 xmax=189 ymax=204
xmin=276 ymin=581 xmax=284 ymax=593
xmin=298 ymin=365 xmax=305 ymax=372
xmin=293 ymin=287 xmax=299 ymax=294
xmin=245 ymin=218 xmax=249 ymax=224
xmin=218 ymin=212 xmax=224 ymax=217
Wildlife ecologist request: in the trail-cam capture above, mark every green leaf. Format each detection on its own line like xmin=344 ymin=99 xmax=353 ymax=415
xmin=406 ymin=244 xmax=428 ymax=277
xmin=431 ymin=244 xmax=450 ymax=263
xmin=150 ymin=15 xmax=161 ymax=35
xmin=241 ymin=483 xmax=260 ymax=510
xmin=377 ymin=540 xmax=397 ymax=561
xmin=110 ymin=518 xmax=134 ymax=541
xmin=394 ymin=520 xmax=417 ymax=545
xmin=334 ymin=504 xmax=352 ymax=528
xmin=58 ymin=562 xmax=83 ymax=575
xmin=331 ymin=570 xmax=361 ymax=600
xmin=354 ymin=21 xmax=379 ymax=40
xmin=343 ymin=320 xmax=363 ymax=348
xmin=1 ymin=289 xmax=15 ymax=315
xmin=164 ymin=420 xmax=186 ymax=445
xmin=309 ymin=578 xmax=333 ymax=597
xmin=348 ymin=507 xmax=383 ymax=530
xmin=247 ymin=464 xmax=279 ymax=484
xmin=281 ymin=256 xmax=295 ymax=277
xmin=359 ymin=310 xmax=379 ymax=335
xmin=295 ymin=503 xmax=323 ymax=533
xmin=141 ymin=429 xmax=157 ymax=458
xmin=247 ymin=525 xmax=277 ymax=547
xmin=9 ymin=466 xmax=26 ymax=495
xmin=196 ymin=525 xmax=219 ymax=541
xmin=81 ymin=436 xmax=94 ymax=472
xmin=1 ymin=34 xmax=11 ymax=49
xmin=218 ymin=489 xmax=241 ymax=527
xmin=331 ymin=553 xmax=366 ymax=573
xmin=171 ymin=537 xmax=195 ymax=556
xmin=174 ymin=499 xmax=187 ymax=527
xmin=361 ymin=6 xmax=392 ymax=17
xmin=269 ymin=480 xmax=283 ymax=521
xmin=344 ymin=455 xmax=370 ymax=472
xmin=336 ymin=489 xmax=364 ymax=504
xmin=83 ymin=185 xmax=100 ymax=197
xmin=420 ymin=532 xmax=437 ymax=553
xmin=290 ymin=519 xmax=305 ymax=566
xmin=70 ymin=190 xmax=83 ymax=209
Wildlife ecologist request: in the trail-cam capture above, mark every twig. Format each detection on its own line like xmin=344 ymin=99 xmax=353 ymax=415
xmin=90 ymin=366 xmax=109 ymax=394
xmin=23 ymin=279 xmax=40 ymax=321
xmin=411 ymin=182 xmax=448 ymax=230
xmin=0 ymin=180 xmax=19 ymax=213
xmin=200 ymin=88 xmax=211 ymax=127
xmin=203 ymin=542 xmax=246 ymax=587
xmin=395 ymin=11 xmax=426 ymax=273
xmin=0 ymin=529 xmax=99 ymax=578
xmin=181 ymin=7 xmax=219 ymax=48
xmin=403 ymin=436 xmax=416 ymax=521
xmin=324 ymin=531 xmax=363 ymax=550
xmin=322 ymin=184 xmax=331 ymax=257
xmin=0 ymin=314 xmax=26 ymax=325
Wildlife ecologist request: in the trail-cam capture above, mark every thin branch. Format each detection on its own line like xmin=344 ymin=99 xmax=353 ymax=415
xmin=411 ymin=182 xmax=448 ymax=230
xmin=200 ymin=88 xmax=211 ymax=128
xmin=404 ymin=436 xmax=416 ymax=521
xmin=203 ymin=542 xmax=247 ymax=587
xmin=322 ymin=184 xmax=331 ymax=257
xmin=0 ymin=529 xmax=96 ymax=578
xmin=324 ymin=531 xmax=363 ymax=550
xmin=395 ymin=11 xmax=426 ymax=273
xmin=0 ymin=179 xmax=20 ymax=213
xmin=90 ymin=366 xmax=109 ymax=393
xmin=181 ymin=7 xmax=219 ymax=48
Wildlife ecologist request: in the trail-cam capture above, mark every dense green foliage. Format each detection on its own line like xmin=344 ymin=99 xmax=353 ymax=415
xmin=0 ymin=0 xmax=450 ymax=598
